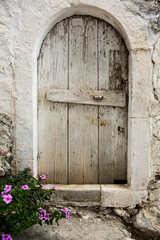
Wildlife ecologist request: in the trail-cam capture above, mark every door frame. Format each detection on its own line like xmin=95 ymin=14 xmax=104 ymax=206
xmin=35 ymin=8 xmax=151 ymax=191
xmin=35 ymin=10 xmax=151 ymax=190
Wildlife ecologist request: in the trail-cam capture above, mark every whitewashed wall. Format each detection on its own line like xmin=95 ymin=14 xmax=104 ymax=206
xmin=0 ymin=0 xmax=159 ymax=190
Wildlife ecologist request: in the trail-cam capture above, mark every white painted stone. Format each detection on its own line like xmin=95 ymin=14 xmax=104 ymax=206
xmin=44 ymin=184 xmax=100 ymax=192
xmin=17 ymin=159 xmax=34 ymax=172
xmin=128 ymin=118 xmax=151 ymax=190
xmin=101 ymin=185 xmax=148 ymax=208
xmin=152 ymin=37 xmax=160 ymax=102
xmin=129 ymin=50 xmax=151 ymax=118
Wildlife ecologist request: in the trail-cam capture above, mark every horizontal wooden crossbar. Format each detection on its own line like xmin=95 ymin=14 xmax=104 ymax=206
xmin=46 ymin=89 xmax=126 ymax=107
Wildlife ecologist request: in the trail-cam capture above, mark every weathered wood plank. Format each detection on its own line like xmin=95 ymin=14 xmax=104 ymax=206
xmin=109 ymin=50 xmax=121 ymax=90
xmin=69 ymin=16 xmax=98 ymax=184
xmin=38 ymin=19 xmax=69 ymax=184
xmin=109 ymin=49 xmax=128 ymax=181
xmin=99 ymin=107 xmax=116 ymax=183
xmin=114 ymin=44 xmax=128 ymax=181
xmin=46 ymin=89 xmax=126 ymax=107
xmin=114 ymin=108 xmax=127 ymax=181
xmin=98 ymin=20 xmax=123 ymax=91
xmin=98 ymin=20 xmax=128 ymax=183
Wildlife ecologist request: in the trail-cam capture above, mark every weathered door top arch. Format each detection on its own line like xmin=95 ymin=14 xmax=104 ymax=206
xmin=38 ymin=15 xmax=129 ymax=184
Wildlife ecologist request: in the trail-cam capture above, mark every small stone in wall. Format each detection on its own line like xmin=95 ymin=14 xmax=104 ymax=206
xmin=155 ymin=180 xmax=160 ymax=189
xmin=0 ymin=113 xmax=13 ymax=176
xmin=149 ymin=189 xmax=160 ymax=201
xmin=124 ymin=238 xmax=135 ymax=240
xmin=0 ymin=158 xmax=10 ymax=176
xmin=77 ymin=209 xmax=98 ymax=220
xmin=113 ymin=208 xmax=132 ymax=224
xmin=114 ymin=208 xmax=129 ymax=217
xmin=151 ymin=16 xmax=160 ymax=32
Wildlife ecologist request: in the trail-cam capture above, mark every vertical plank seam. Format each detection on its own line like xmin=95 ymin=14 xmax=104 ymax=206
xmin=97 ymin=19 xmax=100 ymax=184
xmin=125 ymin=50 xmax=129 ymax=182
xmin=67 ymin=18 xmax=70 ymax=184
xmin=83 ymin=16 xmax=85 ymax=184
xmin=54 ymin=34 xmax=56 ymax=184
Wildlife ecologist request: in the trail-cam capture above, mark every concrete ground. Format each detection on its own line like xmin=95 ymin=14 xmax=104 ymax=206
xmin=16 ymin=215 xmax=135 ymax=240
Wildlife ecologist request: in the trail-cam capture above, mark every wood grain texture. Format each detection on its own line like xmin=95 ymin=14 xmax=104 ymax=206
xmin=46 ymin=89 xmax=126 ymax=107
xmin=109 ymin=49 xmax=128 ymax=181
xmin=38 ymin=19 xmax=69 ymax=183
xmin=98 ymin=20 xmax=128 ymax=183
xmin=69 ymin=16 xmax=98 ymax=184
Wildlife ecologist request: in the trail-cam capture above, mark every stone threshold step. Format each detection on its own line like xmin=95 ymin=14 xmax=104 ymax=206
xmin=43 ymin=184 xmax=147 ymax=208
xmin=44 ymin=184 xmax=101 ymax=207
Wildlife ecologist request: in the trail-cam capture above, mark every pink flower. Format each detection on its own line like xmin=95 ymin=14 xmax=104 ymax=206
xmin=66 ymin=211 xmax=70 ymax=219
xmin=21 ymin=185 xmax=29 ymax=190
xmin=40 ymin=184 xmax=44 ymax=188
xmin=25 ymin=165 xmax=30 ymax=168
xmin=0 ymin=150 xmax=2 ymax=154
xmin=1 ymin=191 xmax=7 ymax=197
xmin=40 ymin=174 xmax=46 ymax=179
xmin=29 ymin=172 xmax=34 ymax=175
xmin=39 ymin=214 xmax=43 ymax=220
xmin=2 ymin=234 xmax=12 ymax=240
xmin=61 ymin=208 xmax=70 ymax=219
xmin=4 ymin=185 xmax=12 ymax=193
xmin=44 ymin=213 xmax=49 ymax=220
xmin=51 ymin=186 xmax=56 ymax=190
xmin=41 ymin=209 xmax=46 ymax=213
xmin=3 ymin=194 xmax=12 ymax=204
xmin=38 ymin=207 xmax=46 ymax=213
xmin=61 ymin=208 xmax=68 ymax=213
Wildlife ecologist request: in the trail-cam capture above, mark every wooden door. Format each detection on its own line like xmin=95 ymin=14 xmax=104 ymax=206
xmin=38 ymin=16 xmax=128 ymax=184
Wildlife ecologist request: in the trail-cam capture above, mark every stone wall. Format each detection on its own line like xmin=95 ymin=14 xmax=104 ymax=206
xmin=0 ymin=0 xmax=160 ymax=238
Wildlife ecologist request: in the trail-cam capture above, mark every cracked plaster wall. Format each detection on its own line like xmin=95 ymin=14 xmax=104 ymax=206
xmin=0 ymin=0 xmax=159 ymax=181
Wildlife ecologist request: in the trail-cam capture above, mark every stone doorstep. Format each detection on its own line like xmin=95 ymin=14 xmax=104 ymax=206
xmin=43 ymin=184 xmax=148 ymax=208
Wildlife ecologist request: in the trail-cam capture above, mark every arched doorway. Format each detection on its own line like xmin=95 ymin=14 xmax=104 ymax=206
xmin=38 ymin=15 xmax=128 ymax=184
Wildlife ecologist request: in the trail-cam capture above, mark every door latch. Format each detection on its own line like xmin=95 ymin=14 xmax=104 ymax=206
xmin=90 ymin=95 xmax=103 ymax=100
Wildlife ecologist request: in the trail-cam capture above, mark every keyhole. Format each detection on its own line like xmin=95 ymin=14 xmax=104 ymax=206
xmin=118 ymin=126 xmax=125 ymax=133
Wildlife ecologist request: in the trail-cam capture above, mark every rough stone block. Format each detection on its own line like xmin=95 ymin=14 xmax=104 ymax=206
xmin=155 ymin=181 xmax=160 ymax=189
xmin=133 ymin=205 xmax=160 ymax=237
xmin=149 ymin=189 xmax=160 ymax=201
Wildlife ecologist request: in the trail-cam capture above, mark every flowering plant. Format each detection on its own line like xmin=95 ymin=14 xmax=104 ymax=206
xmin=0 ymin=158 xmax=69 ymax=240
